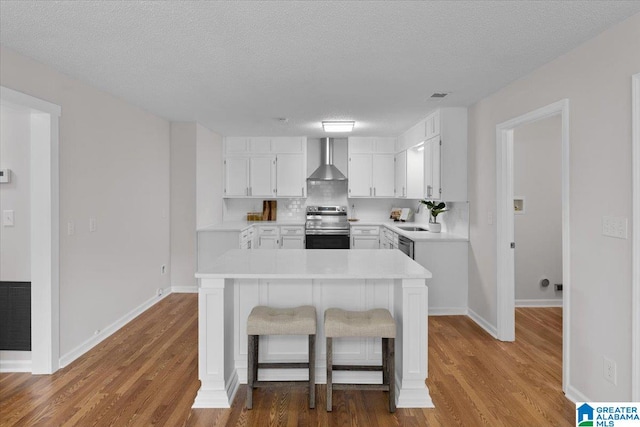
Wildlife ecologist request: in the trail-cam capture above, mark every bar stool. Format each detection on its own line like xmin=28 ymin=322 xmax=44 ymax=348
xmin=324 ymin=308 xmax=396 ymax=413
xmin=246 ymin=305 xmax=317 ymax=409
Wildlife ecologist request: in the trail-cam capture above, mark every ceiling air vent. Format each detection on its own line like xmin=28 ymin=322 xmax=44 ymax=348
xmin=430 ymin=92 xmax=448 ymax=99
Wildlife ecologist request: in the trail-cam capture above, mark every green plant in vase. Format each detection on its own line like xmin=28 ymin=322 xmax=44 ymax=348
xmin=420 ymin=200 xmax=447 ymax=233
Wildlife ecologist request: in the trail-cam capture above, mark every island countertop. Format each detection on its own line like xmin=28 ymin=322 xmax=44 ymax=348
xmin=195 ymin=249 xmax=432 ymax=280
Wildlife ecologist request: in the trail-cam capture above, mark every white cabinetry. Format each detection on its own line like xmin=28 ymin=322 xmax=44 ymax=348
xmin=279 ymin=225 xmax=305 ymax=249
xmin=223 ymin=136 xmax=307 ymax=198
xmin=224 ymin=155 xmax=276 ymax=197
xmin=347 ymin=137 xmax=395 ymax=198
xmin=381 ymin=227 xmax=399 ymax=250
xmin=239 ymin=227 xmax=256 ymax=249
xmin=422 ymin=108 xmax=467 ymax=201
xmin=351 ymin=225 xmax=380 ymax=249
xmin=256 ymin=225 xmax=280 ymax=249
xmin=276 ymin=154 xmax=306 ymax=197
xmin=395 ymin=148 xmax=424 ymax=199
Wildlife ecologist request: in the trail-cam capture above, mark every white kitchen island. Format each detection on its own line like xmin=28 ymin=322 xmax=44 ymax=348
xmin=193 ymin=249 xmax=433 ymax=409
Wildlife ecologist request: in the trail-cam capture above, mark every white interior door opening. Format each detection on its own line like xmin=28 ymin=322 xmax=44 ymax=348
xmin=496 ymin=99 xmax=570 ymax=393
xmin=632 ymin=73 xmax=639 ymax=401
xmin=0 ymin=86 xmax=60 ymax=374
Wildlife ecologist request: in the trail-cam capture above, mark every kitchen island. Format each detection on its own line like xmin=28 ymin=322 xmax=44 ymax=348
xmin=193 ymin=249 xmax=433 ymax=409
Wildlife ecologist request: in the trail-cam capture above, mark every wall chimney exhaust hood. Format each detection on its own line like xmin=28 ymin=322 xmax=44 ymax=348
xmin=307 ymin=138 xmax=347 ymax=181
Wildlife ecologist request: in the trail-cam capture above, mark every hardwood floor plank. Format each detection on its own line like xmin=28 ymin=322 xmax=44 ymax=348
xmin=0 ymin=296 xmax=574 ymax=426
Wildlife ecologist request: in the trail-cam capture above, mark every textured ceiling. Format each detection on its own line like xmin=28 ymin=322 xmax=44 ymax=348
xmin=1 ymin=1 xmax=639 ymax=137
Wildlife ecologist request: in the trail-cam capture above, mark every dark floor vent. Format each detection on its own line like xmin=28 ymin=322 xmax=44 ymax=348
xmin=0 ymin=281 xmax=31 ymax=351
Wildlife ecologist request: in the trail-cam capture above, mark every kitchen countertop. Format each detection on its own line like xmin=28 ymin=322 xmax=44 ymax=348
xmin=198 ymin=219 xmax=467 ymax=242
xmin=198 ymin=220 xmax=305 ymax=232
xmin=196 ymin=248 xmax=432 ymax=279
xmin=351 ymin=220 xmax=469 ymax=242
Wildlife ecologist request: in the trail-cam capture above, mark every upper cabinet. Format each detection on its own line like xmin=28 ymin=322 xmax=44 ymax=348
xmin=347 ymin=137 xmax=395 ymax=198
xmin=223 ymin=136 xmax=307 ymax=198
xmin=395 ymin=147 xmax=424 ymax=199
xmin=421 ymin=108 xmax=467 ymax=201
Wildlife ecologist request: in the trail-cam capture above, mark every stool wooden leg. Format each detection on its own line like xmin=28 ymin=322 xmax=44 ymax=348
xmin=388 ymin=338 xmax=396 ymax=413
xmin=326 ymin=337 xmax=333 ymax=412
xmin=247 ymin=335 xmax=257 ymax=409
xmin=309 ymin=334 xmax=316 ymax=409
xmin=382 ymin=337 xmax=388 ymax=387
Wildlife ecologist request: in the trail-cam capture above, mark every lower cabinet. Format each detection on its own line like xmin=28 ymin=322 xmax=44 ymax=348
xmin=257 ymin=225 xmax=280 ymax=249
xmin=279 ymin=225 xmax=305 ymax=248
xmin=351 ymin=226 xmax=380 ymax=249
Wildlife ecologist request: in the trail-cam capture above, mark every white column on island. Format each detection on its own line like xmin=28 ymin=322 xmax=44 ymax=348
xmin=395 ymin=278 xmax=432 ymax=408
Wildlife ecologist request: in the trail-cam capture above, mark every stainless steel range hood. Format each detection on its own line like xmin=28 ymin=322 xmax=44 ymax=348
xmin=307 ymin=138 xmax=347 ymax=181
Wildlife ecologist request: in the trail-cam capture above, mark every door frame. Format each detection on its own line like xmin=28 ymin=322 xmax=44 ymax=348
xmin=632 ymin=73 xmax=639 ymax=401
xmin=496 ymin=99 xmax=570 ymax=392
xmin=1 ymin=86 xmax=60 ymax=374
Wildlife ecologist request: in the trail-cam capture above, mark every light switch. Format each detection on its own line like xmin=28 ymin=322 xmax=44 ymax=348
xmin=2 ymin=210 xmax=14 ymax=227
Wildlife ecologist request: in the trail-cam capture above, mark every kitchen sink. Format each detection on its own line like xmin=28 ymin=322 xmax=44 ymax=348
xmin=397 ymin=226 xmax=429 ymax=232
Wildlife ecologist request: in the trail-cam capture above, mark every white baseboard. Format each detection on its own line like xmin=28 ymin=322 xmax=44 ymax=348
xmin=171 ymin=286 xmax=198 ymax=293
xmin=58 ymin=290 xmax=171 ymax=369
xmin=429 ymin=307 xmax=469 ymax=316
xmin=467 ymin=308 xmax=498 ymax=338
xmin=515 ymin=299 xmax=563 ymax=308
xmin=565 ymin=384 xmax=590 ymax=403
xmin=0 ymin=359 xmax=32 ymax=373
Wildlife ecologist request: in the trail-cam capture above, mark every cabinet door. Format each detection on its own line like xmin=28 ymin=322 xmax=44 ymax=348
xmin=248 ymin=137 xmax=272 ymax=153
xmin=405 ymin=147 xmax=424 ymax=199
xmin=276 ymin=154 xmax=306 ymax=197
xmin=425 ymin=111 xmax=440 ymax=140
xmin=258 ymin=235 xmax=279 ymax=249
xmin=374 ymin=137 xmax=396 ymax=153
xmin=372 ymin=154 xmax=395 ymax=197
xmin=280 ymin=235 xmax=304 ymax=249
xmin=271 ymin=137 xmax=305 ymax=153
xmin=395 ymin=151 xmax=407 ymax=198
xmin=348 ymin=154 xmax=372 ymax=197
xmin=225 ymin=137 xmax=249 ymax=154
xmin=250 ymin=156 xmax=276 ymax=197
xmin=424 ymin=136 xmax=441 ymax=200
xmin=224 ymin=156 xmax=249 ymax=196
xmin=352 ymin=235 xmax=380 ymax=249
xmin=348 ymin=137 xmax=373 ymax=153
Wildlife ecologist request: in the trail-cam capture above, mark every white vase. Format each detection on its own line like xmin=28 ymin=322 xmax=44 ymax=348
xmin=429 ymin=222 xmax=442 ymax=233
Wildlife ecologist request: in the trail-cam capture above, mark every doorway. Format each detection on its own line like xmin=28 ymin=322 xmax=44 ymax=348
xmin=632 ymin=73 xmax=639 ymax=401
xmin=0 ymin=86 xmax=60 ymax=374
xmin=495 ymin=99 xmax=570 ymax=393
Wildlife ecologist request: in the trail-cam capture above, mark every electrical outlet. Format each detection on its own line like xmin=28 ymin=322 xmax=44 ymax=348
xmin=603 ymin=356 xmax=617 ymax=385
xmin=602 ymin=216 xmax=628 ymax=239
xmin=67 ymin=220 xmax=75 ymax=236
xmin=487 ymin=210 xmax=494 ymax=225
xmin=89 ymin=217 xmax=97 ymax=232
xmin=157 ymin=288 xmax=163 ymax=297
xmin=2 ymin=210 xmax=14 ymax=227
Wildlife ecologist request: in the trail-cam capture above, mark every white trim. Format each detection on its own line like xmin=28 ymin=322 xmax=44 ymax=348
xmin=515 ymin=299 xmax=563 ymax=308
xmin=565 ymin=385 xmax=591 ymax=404
xmin=632 ymin=72 xmax=640 ymax=401
xmin=1 ymin=86 xmax=61 ymax=375
xmin=0 ymin=359 xmax=32 ymax=373
xmin=496 ymin=99 xmax=570 ymax=394
xmin=0 ymin=86 xmax=61 ymax=116
xmin=467 ymin=308 xmax=498 ymax=338
xmin=171 ymin=286 xmax=199 ymax=293
xmin=428 ymin=307 xmax=469 ymax=316
xmin=59 ymin=292 xmax=170 ymax=368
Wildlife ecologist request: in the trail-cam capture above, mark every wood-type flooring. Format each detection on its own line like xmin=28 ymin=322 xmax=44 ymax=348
xmin=0 ymin=294 xmax=574 ymax=426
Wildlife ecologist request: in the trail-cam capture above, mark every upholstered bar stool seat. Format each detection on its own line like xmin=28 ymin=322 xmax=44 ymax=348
xmin=246 ymin=305 xmax=317 ymax=409
xmin=324 ymin=308 xmax=396 ymax=413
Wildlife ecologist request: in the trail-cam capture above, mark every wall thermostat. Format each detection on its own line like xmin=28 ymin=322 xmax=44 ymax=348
xmin=0 ymin=169 xmax=11 ymax=183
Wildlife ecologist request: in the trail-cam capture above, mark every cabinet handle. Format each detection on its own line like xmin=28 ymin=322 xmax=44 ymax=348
xmin=427 ymin=185 xmax=432 ymax=197
xmin=374 ymin=187 xmax=376 ymax=196
xmin=370 ymin=187 xmax=372 ymax=196
xmin=403 ymin=186 xmax=405 ymax=197
xmin=302 ymin=187 xmax=304 ymax=196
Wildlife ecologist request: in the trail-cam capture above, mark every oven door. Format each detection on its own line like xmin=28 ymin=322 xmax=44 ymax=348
xmin=305 ymin=233 xmax=350 ymax=249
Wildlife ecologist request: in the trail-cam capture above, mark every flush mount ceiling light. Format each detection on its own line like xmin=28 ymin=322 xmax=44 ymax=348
xmin=322 ymin=121 xmax=355 ymax=132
